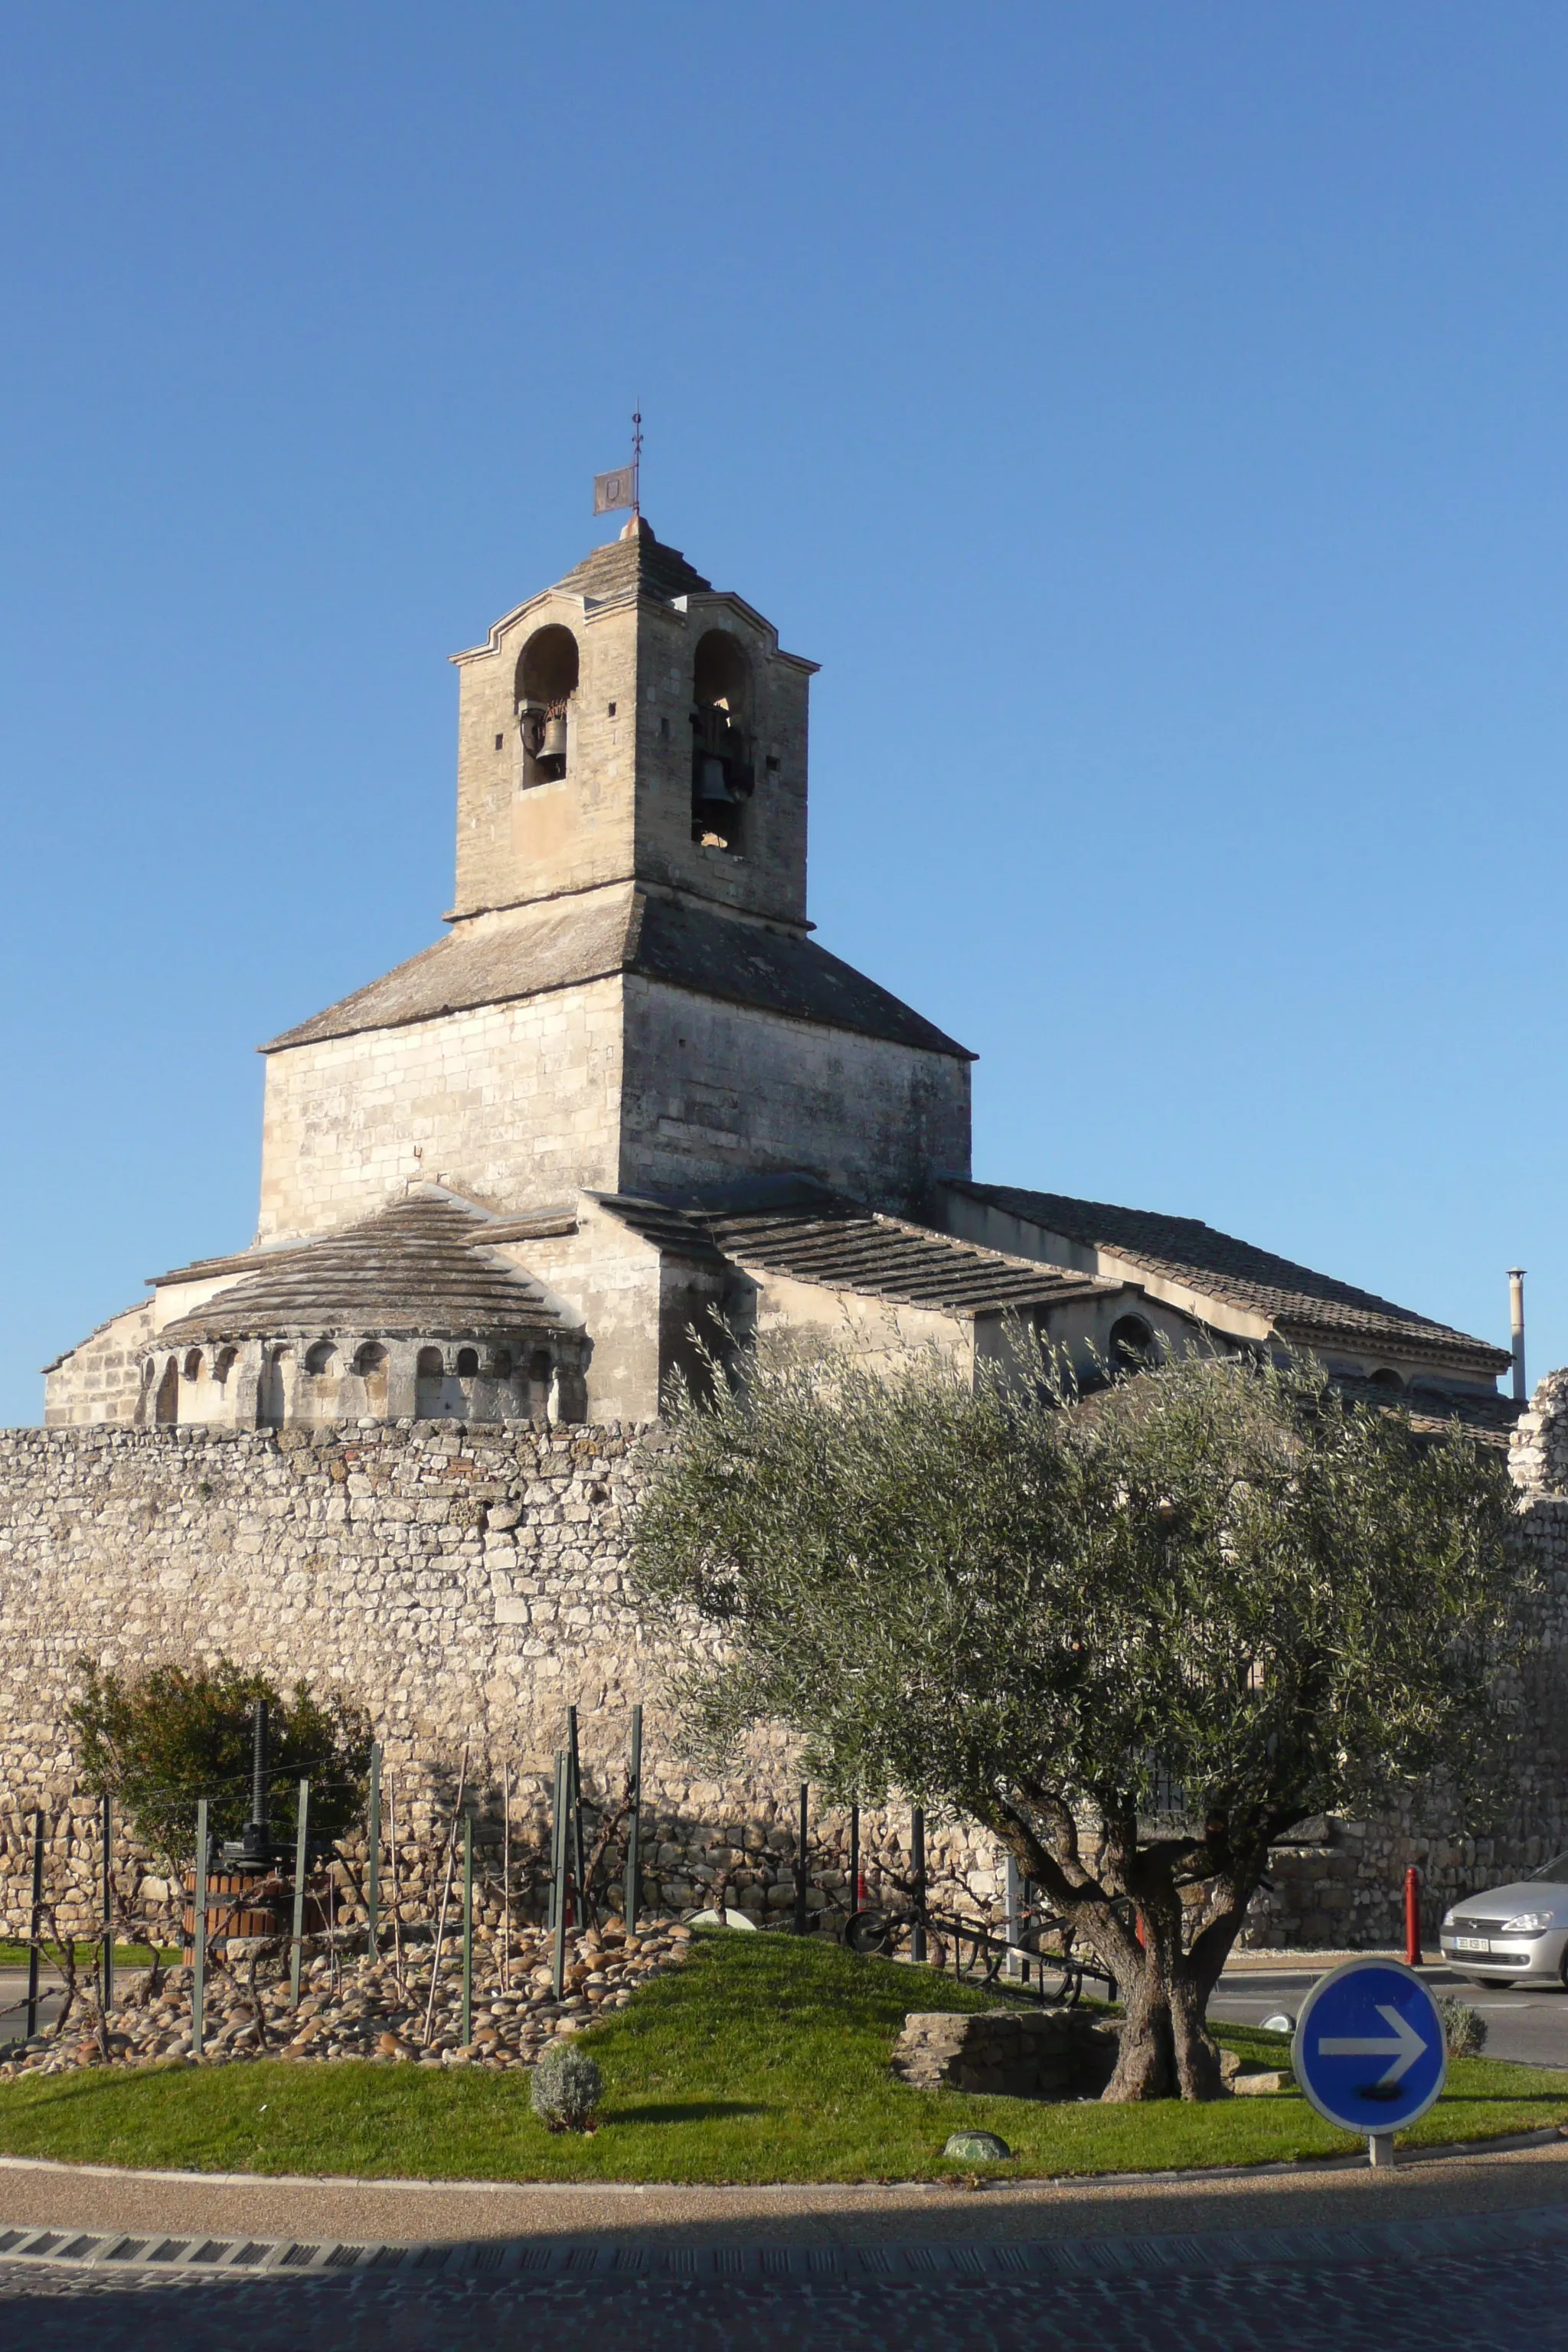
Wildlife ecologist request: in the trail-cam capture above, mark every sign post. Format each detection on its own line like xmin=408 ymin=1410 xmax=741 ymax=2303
xmin=1292 ymin=1958 xmax=1446 ymax=2170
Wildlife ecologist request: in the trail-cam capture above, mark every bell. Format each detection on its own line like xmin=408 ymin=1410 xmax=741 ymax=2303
xmin=699 ymin=756 xmax=734 ymax=801
xmin=541 ymin=714 xmax=568 ymax=760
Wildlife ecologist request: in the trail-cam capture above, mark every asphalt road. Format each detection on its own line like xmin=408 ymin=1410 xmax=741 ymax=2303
xmin=1212 ymin=1961 xmax=1568 ymax=2069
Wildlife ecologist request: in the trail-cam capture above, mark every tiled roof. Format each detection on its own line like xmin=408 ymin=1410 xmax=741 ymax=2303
xmin=1332 ymin=1374 xmax=1524 ymax=1448
xmin=597 ymin=1188 xmax=1115 ymax=1317
xmin=263 ymin=887 xmax=972 ymax=1061
xmin=156 ymin=1195 xmax=567 ymax=1344
xmin=948 ymin=1182 xmax=1509 ymax=1373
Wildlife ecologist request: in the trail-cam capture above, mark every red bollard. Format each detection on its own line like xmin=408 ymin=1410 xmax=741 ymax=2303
xmin=1404 ymin=1865 xmax=1423 ymax=1966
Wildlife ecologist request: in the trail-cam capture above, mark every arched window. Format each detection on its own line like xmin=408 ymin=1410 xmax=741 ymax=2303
xmin=1368 ymin=1367 xmax=1405 ymax=1392
xmin=305 ymin=1340 xmax=337 ymax=1376
xmin=516 ymin=625 xmax=580 ymax=786
xmin=155 ymin=1357 xmax=179 ymax=1426
xmin=353 ymin=1341 xmax=387 ymax=1376
xmin=182 ymin=1348 xmax=203 ymax=1381
xmin=691 ymin=629 xmax=754 ymax=851
xmin=416 ymin=1346 xmax=445 ymax=1378
xmin=213 ymin=1346 xmax=237 ymax=1386
xmin=1109 ymin=1314 xmax=1155 ymax=1373
xmin=259 ymin=1347 xmax=291 ymax=1428
xmin=492 ymin=1348 xmax=514 ymax=1380
xmin=456 ymin=1346 xmax=480 ymax=1377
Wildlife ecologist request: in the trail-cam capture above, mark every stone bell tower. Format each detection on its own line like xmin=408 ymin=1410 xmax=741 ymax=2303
xmin=449 ymin=517 xmax=815 ymax=933
xmin=251 ymin=519 xmax=973 ymax=1245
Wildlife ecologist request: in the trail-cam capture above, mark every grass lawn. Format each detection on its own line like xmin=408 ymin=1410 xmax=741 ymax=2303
xmin=0 ymin=1943 xmax=178 ymax=1971
xmin=0 ymin=1932 xmax=1563 ymax=2184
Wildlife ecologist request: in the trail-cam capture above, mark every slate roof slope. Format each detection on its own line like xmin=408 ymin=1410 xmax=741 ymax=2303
xmin=264 ymin=888 xmax=972 ymax=1060
xmin=157 ymin=1195 xmax=567 ymax=1343
xmin=598 ymin=1189 xmax=1115 ymax=1316
xmin=948 ymin=1181 xmax=1508 ymax=1373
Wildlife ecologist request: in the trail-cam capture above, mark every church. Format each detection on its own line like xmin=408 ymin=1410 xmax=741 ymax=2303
xmin=44 ymin=518 xmax=1514 ymax=1434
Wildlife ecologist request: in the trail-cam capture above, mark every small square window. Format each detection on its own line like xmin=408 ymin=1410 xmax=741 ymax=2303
xmin=607 ymin=701 xmax=617 ymax=717
xmin=766 ymin=755 xmax=780 ymax=772
xmin=495 ymin=733 xmax=505 ymax=751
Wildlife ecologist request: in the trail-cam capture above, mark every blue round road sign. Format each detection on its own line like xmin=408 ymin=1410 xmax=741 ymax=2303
xmin=1292 ymin=1958 xmax=1446 ymax=2135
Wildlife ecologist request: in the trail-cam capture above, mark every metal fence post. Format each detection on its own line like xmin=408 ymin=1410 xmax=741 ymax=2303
xmin=101 ymin=1791 xmax=114 ymax=2015
xmin=850 ymin=1802 xmax=861 ymax=1916
xmin=461 ymin=1812 xmax=473 ymax=2050
xmin=567 ymin=1706 xmax=585 ymax=1922
xmin=24 ymin=1808 xmax=44 ymax=2040
xmin=794 ymin=1784 xmax=809 ymax=1935
xmin=550 ymin=1750 xmax=569 ymax=2001
xmin=910 ymin=1805 xmax=926 ymax=1965
xmin=289 ymin=1780 xmax=310 ymax=2011
xmin=1004 ymin=1852 xmax=1021 ymax=1983
xmin=191 ymin=1800 xmax=208 ymax=2059
xmin=623 ymin=1704 xmax=642 ymax=1932
xmin=366 ymin=1743 xmax=381 ymax=1958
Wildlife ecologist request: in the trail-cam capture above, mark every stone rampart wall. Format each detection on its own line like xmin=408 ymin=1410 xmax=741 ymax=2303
xmin=6 ymin=1396 xmax=1568 ymax=1951
xmin=0 ymin=1419 xmax=995 ymax=1939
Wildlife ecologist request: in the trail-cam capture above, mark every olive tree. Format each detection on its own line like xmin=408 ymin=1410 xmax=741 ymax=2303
xmin=631 ymin=1339 xmax=1523 ymax=2101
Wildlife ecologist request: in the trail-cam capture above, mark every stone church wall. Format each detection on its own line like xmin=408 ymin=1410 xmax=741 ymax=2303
xmin=256 ymin=976 xmax=626 ymax=1244
xmin=5 ymin=1397 xmax=1568 ymax=1951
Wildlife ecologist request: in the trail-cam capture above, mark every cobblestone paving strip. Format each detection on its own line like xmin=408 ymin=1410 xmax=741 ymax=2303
xmin=3 ymin=2197 xmax=1568 ymax=2277
xmin=3 ymin=2245 xmax=1567 ymax=2349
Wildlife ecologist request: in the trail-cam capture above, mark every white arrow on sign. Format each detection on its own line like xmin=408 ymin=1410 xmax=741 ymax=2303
xmin=1317 ymin=2003 xmax=1427 ymax=2086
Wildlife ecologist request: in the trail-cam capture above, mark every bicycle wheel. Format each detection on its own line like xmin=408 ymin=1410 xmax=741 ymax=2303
xmin=846 ymin=1906 xmax=895 ymax=1957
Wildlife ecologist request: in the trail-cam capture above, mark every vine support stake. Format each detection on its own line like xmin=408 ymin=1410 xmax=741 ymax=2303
xmin=24 ymin=1808 xmax=44 ymax=2041
xmin=550 ymin=1750 xmax=569 ymax=2001
xmin=191 ymin=1799 xmax=208 ymax=2059
xmin=794 ymin=1784 xmax=809 ymax=1936
xmin=101 ymin=1792 xmax=114 ymax=2016
xmin=623 ymin=1705 xmax=643 ymax=1932
xmin=567 ymin=1706 xmax=586 ymax=1925
xmin=366 ymin=1744 xmax=382 ymax=1958
xmin=461 ymin=1811 xmax=473 ymax=2050
xmin=910 ymin=1805 xmax=926 ymax=1966
xmin=289 ymin=1780 xmax=310 ymax=2011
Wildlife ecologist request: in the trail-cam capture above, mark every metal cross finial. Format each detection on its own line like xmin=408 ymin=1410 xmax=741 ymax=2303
xmin=632 ymin=407 xmax=642 ymax=518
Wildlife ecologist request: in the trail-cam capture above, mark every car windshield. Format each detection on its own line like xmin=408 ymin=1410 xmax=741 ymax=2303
xmin=1527 ymin=1853 xmax=1568 ymax=1883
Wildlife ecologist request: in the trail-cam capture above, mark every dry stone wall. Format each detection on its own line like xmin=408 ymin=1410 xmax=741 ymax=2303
xmin=0 ymin=1418 xmax=996 ymax=1939
xmin=7 ymin=1389 xmax=1568 ymax=1952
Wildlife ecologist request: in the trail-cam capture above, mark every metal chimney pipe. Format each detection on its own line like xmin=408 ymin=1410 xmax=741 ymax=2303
xmin=1509 ymin=1269 xmax=1527 ymax=1404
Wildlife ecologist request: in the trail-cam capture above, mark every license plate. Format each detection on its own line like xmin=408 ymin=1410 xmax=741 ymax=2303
xmin=1451 ymin=1936 xmax=1490 ymax=1952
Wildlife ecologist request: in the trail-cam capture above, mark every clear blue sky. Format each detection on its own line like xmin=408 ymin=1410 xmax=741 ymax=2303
xmin=3 ymin=4 xmax=1564 ymax=1426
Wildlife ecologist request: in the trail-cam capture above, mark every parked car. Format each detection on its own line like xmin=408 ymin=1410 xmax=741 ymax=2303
xmin=1440 ymin=1857 xmax=1568 ymax=1985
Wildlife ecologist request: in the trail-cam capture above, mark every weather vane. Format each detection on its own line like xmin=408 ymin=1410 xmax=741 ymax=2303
xmin=593 ymin=409 xmax=642 ymax=521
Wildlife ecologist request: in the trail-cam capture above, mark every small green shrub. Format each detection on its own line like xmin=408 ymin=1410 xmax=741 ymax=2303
xmin=68 ymin=1658 xmax=372 ymax=1870
xmin=1436 ymin=1995 xmax=1488 ymax=2058
xmin=531 ymin=2041 xmax=603 ymax=2132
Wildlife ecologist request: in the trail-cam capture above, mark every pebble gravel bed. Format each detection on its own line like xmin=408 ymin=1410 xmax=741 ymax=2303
xmin=0 ymin=1920 xmax=691 ymax=2079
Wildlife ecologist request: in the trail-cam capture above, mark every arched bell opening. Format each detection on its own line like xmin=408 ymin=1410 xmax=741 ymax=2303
xmin=515 ymin=624 xmax=580 ymax=786
xmin=691 ymin=629 xmax=754 ymax=851
xmin=154 ymin=1356 xmax=179 ymax=1427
